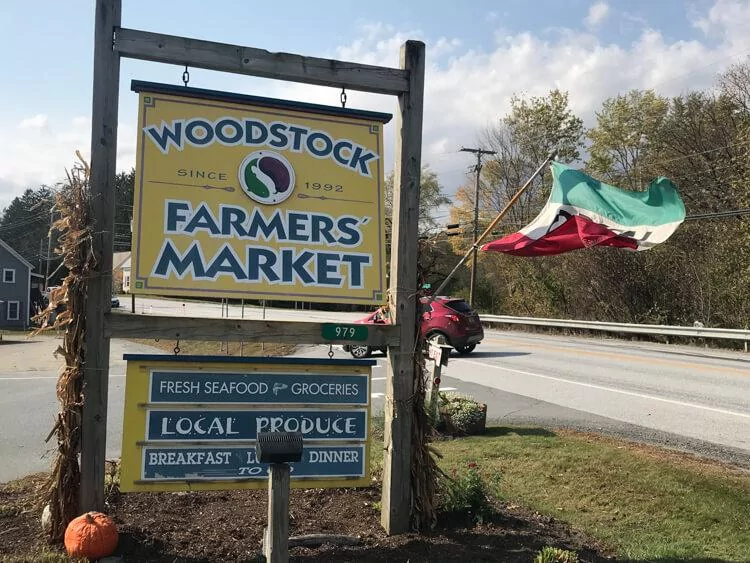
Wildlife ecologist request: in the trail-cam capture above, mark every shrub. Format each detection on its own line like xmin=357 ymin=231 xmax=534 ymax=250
xmin=534 ymin=546 xmax=579 ymax=563
xmin=439 ymin=463 xmax=496 ymax=524
xmin=438 ymin=392 xmax=486 ymax=435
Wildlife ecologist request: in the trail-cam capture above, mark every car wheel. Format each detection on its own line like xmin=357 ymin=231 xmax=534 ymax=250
xmin=349 ymin=345 xmax=372 ymax=359
xmin=455 ymin=343 xmax=476 ymax=355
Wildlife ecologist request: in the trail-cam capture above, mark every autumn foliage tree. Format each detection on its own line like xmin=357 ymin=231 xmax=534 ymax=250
xmin=443 ymin=61 xmax=750 ymax=330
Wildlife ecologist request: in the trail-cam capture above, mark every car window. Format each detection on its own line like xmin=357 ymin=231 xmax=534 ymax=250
xmin=445 ymin=300 xmax=473 ymax=314
xmin=420 ymin=302 xmax=433 ymax=314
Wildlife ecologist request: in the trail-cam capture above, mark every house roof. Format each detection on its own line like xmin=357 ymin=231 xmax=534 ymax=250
xmin=0 ymin=238 xmax=33 ymax=270
xmin=113 ymin=251 xmax=131 ymax=270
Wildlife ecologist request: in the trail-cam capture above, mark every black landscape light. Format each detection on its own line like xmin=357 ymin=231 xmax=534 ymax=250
xmin=257 ymin=431 xmax=304 ymax=464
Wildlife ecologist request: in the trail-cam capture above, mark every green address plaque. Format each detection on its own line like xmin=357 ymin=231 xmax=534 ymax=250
xmin=321 ymin=323 xmax=369 ymax=342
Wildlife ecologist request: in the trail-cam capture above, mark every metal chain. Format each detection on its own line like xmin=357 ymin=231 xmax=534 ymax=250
xmin=340 ymin=88 xmax=347 ymax=108
xmin=328 ymin=344 xmax=334 ymax=359
xmin=182 ymin=65 xmax=190 ymax=87
xmin=174 ymin=334 xmax=181 ymax=355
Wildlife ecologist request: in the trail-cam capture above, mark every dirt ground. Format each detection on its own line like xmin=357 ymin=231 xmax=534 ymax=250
xmin=0 ymin=474 xmax=614 ymax=562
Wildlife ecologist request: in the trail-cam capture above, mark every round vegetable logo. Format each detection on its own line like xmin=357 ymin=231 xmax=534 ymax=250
xmin=238 ymin=150 xmax=295 ymax=205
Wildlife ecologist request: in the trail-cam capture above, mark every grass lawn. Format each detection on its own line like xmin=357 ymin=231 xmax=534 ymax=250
xmin=434 ymin=426 xmax=750 ymax=561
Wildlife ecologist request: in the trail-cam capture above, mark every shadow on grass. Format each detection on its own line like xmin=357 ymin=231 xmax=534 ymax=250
xmin=481 ymin=426 xmax=557 ymax=438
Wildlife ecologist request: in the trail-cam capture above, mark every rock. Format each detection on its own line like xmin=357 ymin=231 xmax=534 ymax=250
xmin=41 ymin=504 xmax=52 ymax=534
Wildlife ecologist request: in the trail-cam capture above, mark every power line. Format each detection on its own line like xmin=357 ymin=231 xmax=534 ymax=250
xmin=0 ymin=210 xmax=54 ymax=232
xmin=685 ymin=208 xmax=750 ymax=220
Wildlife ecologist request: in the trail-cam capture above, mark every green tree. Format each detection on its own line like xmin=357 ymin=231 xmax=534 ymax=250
xmin=114 ymin=169 xmax=135 ymax=251
xmin=0 ymin=168 xmax=135 ymax=282
xmin=586 ymin=89 xmax=669 ymax=189
xmin=0 ymin=185 xmax=58 ymax=275
xmin=445 ymin=90 xmax=585 ymax=311
xmin=384 ymin=165 xmax=450 ymax=237
xmin=482 ymin=89 xmax=584 ymax=223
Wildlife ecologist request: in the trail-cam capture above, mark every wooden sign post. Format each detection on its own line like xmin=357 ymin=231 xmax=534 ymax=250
xmin=85 ymin=0 xmax=424 ymax=535
xmin=266 ymin=463 xmax=291 ymax=563
xmin=381 ymin=41 xmax=425 ymax=534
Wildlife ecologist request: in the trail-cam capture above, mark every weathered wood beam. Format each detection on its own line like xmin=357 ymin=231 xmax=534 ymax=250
xmin=105 ymin=312 xmax=400 ymax=347
xmin=381 ymin=40 xmax=425 ymax=534
xmin=114 ymin=27 xmax=410 ymax=95
xmin=81 ymin=0 xmax=120 ymax=513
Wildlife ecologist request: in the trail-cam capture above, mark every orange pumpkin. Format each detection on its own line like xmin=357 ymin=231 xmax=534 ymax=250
xmin=64 ymin=511 xmax=118 ymax=559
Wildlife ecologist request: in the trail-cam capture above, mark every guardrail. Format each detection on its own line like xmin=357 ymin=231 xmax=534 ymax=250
xmin=480 ymin=315 xmax=750 ymax=342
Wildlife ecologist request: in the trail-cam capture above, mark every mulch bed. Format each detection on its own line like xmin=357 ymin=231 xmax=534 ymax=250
xmin=0 ymin=474 xmax=615 ymax=562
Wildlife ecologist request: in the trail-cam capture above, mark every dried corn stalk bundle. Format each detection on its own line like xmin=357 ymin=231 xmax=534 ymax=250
xmin=409 ymin=238 xmax=443 ymax=530
xmin=31 ymin=152 xmax=95 ymax=542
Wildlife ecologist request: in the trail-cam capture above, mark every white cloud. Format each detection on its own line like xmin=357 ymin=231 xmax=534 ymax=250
xmin=585 ymin=2 xmax=610 ymax=28
xmin=18 ymin=114 xmax=48 ymax=130
xmin=693 ymin=0 xmax=750 ymax=51
xmin=0 ymin=116 xmax=137 ymax=204
xmin=1 ymin=0 xmax=750 ymax=206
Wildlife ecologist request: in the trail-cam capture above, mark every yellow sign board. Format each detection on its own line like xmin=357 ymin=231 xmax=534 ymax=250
xmin=130 ymin=81 xmax=391 ymax=304
xmin=120 ymin=354 xmax=374 ymax=492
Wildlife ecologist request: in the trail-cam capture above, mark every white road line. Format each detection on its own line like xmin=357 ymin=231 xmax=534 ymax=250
xmin=463 ymin=359 xmax=750 ymax=419
xmin=440 ymin=387 xmax=457 ymax=391
xmin=0 ymin=374 xmax=126 ymax=381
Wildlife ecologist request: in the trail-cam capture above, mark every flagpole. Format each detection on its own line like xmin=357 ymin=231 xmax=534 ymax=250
xmin=430 ymin=150 xmax=557 ymax=299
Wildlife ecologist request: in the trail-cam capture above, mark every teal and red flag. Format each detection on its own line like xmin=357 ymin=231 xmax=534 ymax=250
xmin=481 ymin=162 xmax=685 ymax=256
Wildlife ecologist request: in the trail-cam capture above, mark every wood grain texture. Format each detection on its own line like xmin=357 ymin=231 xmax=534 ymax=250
xmin=115 ymin=27 xmax=410 ymax=95
xmin=380 ymin=40 xmax=425 ymax=535
xmin=81 ymin=0 xmax=121 ymax=513
xmin=105 ymin=312 xmax=400 ymax=347
xmin=266 ymin=464 xmax=291 ymax=563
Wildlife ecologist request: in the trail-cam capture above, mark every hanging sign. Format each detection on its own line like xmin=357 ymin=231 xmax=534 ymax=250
xmin=129 ymin=81 xmax=391 ymax=304
xmin=120 ymin=354 xmax=375 ymax=492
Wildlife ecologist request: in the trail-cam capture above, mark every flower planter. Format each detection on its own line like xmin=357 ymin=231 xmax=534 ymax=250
xmin=439 ymin=402 xmax=487 ymax=436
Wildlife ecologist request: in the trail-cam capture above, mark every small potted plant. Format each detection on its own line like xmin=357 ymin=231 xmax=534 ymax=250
xmin=438 ymin=392 xmax=487 ymax=435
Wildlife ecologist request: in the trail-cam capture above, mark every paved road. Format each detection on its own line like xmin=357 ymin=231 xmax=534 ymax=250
xmin=1 ymin=301 xmax=748 ymax=482
xmin=299 ymin=335 xmax=750 ymax=467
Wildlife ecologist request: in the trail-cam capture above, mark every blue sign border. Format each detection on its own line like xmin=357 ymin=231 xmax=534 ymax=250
xmin=148 ymin=370 xmax=369 ymax=405
xmin=146 ymin=408 xmax=368 ymax=442
xmin=140 ymin=444 xmax=367 ymax=481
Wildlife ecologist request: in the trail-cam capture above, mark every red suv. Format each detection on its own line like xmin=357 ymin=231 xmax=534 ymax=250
xmin=342 ymin=296 xmax=484 ymax=358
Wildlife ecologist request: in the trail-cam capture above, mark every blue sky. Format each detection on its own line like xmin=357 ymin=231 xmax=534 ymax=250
xmin=1 ymin=0 xmax=747 ymax=209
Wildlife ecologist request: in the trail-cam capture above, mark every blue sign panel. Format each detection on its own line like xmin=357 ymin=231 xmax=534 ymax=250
xmin=146 ymin=409 xmax=367 ymax=441
xmin=149 ymin=370 xmax=368 ymax=405
xmin=141 ymin=444 xmax=366 ymax=480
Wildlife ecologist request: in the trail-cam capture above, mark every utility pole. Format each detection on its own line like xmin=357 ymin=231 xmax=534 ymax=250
xmin=45 ymin=204 xmax=56 ymax=288
xmin=460 ymin=147 xmax=496 ymax=307
xmin=38 ymin=238 xmax=44 ymax=275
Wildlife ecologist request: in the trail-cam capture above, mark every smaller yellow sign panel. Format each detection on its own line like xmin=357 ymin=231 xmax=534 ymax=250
xmin=130 ymin=81 xmax=391 ymax=304
xmin=120 ymin=354 xmax=373 ymax=492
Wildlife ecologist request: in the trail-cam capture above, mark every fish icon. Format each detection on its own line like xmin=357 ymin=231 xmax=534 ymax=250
xmin=272 ymin=382 xmax=289 ymax=396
